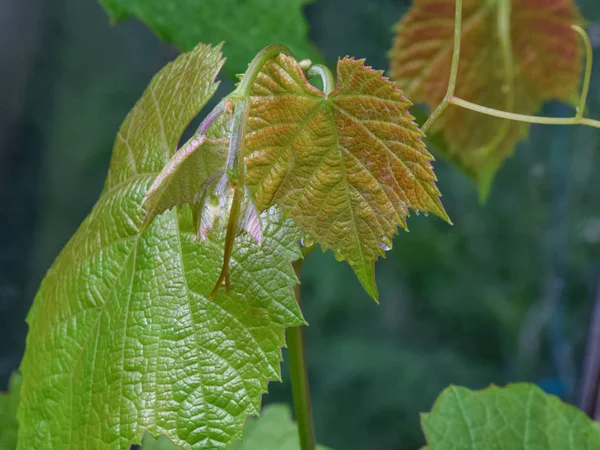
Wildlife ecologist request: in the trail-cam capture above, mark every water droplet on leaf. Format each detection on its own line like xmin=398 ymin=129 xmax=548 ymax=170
xmin=300 ymin=234 xmax=315 ymax=248
xmin=379 ymin=235 xmax=392 ymax=252
xmin=333 ymin=249 xmax=345 ymax=262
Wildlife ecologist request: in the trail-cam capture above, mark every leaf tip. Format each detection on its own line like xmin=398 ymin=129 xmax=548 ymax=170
xmin=360 ymin=273 xmax=379 ymax=304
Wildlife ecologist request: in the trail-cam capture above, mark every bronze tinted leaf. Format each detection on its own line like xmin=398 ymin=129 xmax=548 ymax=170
xmin=245 ymin=55 xmax=449 ymax=300
xmin=390 ymin=0 xmax=583 ymax=198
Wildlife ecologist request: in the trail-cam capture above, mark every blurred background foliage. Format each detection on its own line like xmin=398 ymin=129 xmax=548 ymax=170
xmin=2 ymin=0 xmax=600 ymax=449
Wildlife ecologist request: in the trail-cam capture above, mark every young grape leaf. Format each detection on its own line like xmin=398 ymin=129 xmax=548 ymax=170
xmin=99 ymin=0 xmax=321 ymax=76
xmin=142 ymin=404 xmax=332 ymax=450
xmin=0 ymin=372 xmax=21 ymax=450
xmin=422 ymin=383 xmax=600 ymax=449
xmin=18 ymin=42 xmax=305 ymax=450
xmin=390 ymin=0 xmax=583 ymax=199
xmin=245 ymin=54 xmax=449 ymax=300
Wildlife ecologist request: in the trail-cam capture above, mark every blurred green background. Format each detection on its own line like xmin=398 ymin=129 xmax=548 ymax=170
xmin=2 ymin=0 xmax=600 ymax=449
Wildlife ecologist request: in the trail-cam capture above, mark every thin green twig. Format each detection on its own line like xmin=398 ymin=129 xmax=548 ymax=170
xmin=448 ymin=96 xmax=600 ymax=128
xmin=420 ymin=0 xmax=462 ymax=134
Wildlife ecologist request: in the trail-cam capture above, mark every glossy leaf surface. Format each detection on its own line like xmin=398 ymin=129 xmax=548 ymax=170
xmin=422 ymin=383 xmax=600 ymax=449
xmin=18 ymin=43 xmax=304 ymax=450
xmin=390 ymin=0 xmax=583 ymax=198
xmin=99 ymin=0 xmax=320 ymax=76
xmin=245 ymin=54 xmax=449 ymax=300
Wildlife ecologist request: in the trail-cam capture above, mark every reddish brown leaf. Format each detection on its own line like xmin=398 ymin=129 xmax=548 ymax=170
xmin=390 ymin=0 xmax=583 ymax=198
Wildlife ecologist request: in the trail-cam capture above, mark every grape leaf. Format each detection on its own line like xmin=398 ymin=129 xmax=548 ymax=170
xmin=0 ymin=372 xmax=21 ymax=450
xmin=18 ymin=42 xmax=305 ymax=450
xmin=99 ymin=0 xmax=320 ymax=76
xmin=245 ymin=54 xmax=449 ymax=300
xmin=142 ymin=404 xmax=332 ymax=450
xmin=422 ymin=383 xmax=600 ymax=449
xmin=390 ymin=0 xmax=583 ymax=199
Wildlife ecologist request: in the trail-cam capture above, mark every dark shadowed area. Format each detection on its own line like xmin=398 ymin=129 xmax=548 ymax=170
xmin=2 ymin=0 xmax=600 ymax=449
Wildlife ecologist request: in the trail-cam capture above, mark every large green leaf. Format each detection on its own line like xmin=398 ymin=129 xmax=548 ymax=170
xmin=245 ymin=54 xmax=449 ymax=300
xmin=422 ymin=383 xmax=600 ymax=449
xmin=0 ymin=373 xmax=21 ymax=450
xmin=18 ymin=42 xmax=305 ymax=450
xmin=142 ymin=404 xmax=332 ymax=450
xmin=99 ymin=0 xmax=320 ymax=76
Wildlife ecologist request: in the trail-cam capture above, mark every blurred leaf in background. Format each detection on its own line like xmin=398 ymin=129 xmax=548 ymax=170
xmin=389 ymin=0 xmax=583 ymax=199
xmin=422 ymin=384 xmax=600 ymax=449
xmin=99 ymin=0 xmax=321 ymax=76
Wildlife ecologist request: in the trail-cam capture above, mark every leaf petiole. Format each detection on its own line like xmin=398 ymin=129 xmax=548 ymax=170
xmin=209 ymin=99 xmax=248 ymax=299
xmin=228 ymin=44 xmax=294 ymax=101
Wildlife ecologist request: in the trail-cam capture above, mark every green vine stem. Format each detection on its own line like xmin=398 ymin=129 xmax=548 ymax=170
xmin=228 ymin=44 xmax=294 ymax=101
xmin=420 ymin=1 xmax=600 ymax=134
xmin=289 ymin=257 xmax=316 ymax=450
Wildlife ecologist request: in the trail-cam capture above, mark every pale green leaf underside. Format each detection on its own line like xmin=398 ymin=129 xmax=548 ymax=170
xmin=18 ymin=43 xmax=304 ymax=450
xmin=142 ymin=404 xmax=332 ymax=450
xmin=0 ymin=372 xmax=22 ymax=450
xmin=245 ymin=55 xmax=448 ymax=300
xmin=422 ymin=383 xmax=600 ymax=450
xmin=142 ymin=137 xmax=228 ymax=228
xmin=98 ymin=0 xmax=321 ymax=76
